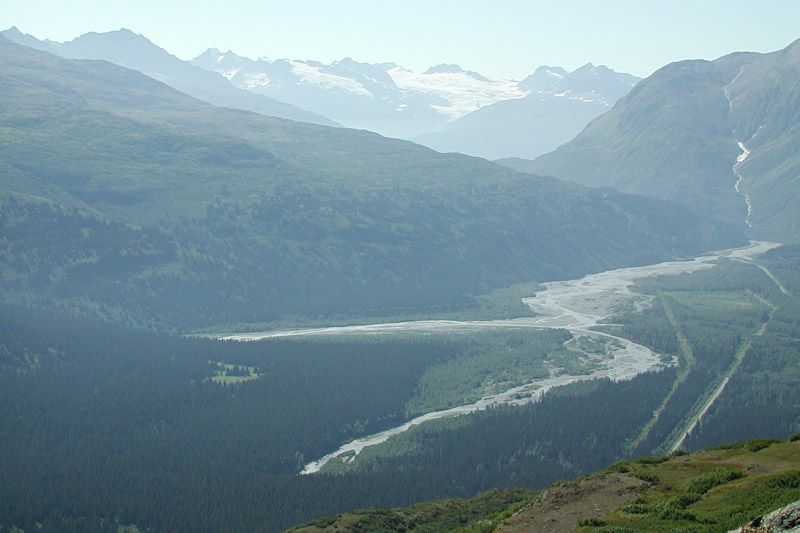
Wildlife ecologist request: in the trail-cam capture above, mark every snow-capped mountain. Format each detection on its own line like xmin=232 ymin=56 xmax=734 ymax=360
xmin=0 ymin=27 xmax=339 ymax=127
xmin=193 ymin=49 xmax=528 ymax=139
xmin=194 ymin=49 xmax=639 ymax=153
xmin=412 ymin=64 xmax=641 ymax=160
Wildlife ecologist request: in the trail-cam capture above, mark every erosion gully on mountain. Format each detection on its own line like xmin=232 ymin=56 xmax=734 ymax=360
xmin=724 ymin=65 xmax=755 ymax=229
xmin=217 ymin=241 xmax=778 ymax=474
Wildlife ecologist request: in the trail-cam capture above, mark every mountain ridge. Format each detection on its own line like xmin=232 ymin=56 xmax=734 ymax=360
xmin=0 ymin=27 xmax=340 ymax=126
xmin=3 ymin=26 xmax=640 ymax=159
xmin=192 ymin=44 xmax=639 ymax=148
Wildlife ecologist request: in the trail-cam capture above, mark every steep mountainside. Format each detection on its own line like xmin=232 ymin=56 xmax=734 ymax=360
xmin=413 ymin=64 xmax=640 ymax=160
xmin=725 ymin=40 xmax=800 ymax=242
xmin=504 ymin=39 xmax=800 ymax=241
xmin=0 ymin=27 xmax=339 ymax=126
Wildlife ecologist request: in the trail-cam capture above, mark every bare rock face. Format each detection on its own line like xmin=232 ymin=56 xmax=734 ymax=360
xmin=730 ymin=500 xmax=800 ymax=532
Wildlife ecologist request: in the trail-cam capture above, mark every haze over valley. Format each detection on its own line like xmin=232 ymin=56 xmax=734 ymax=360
xmin=1 ymin=7 xmax=799 ymax=531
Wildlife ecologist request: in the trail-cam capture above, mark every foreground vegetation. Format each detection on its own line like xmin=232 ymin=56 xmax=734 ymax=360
xmin=293 ymin=438 xmax=800 ymax=532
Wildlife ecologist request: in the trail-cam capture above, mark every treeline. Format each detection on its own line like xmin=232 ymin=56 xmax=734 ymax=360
xmin=611 ymin=297 xmax=680 ymax=357
xmin=0 ymin=302 xmax=487 ymax=471
xmin=683 ymin=324 xmax=800 ymax=449
xmin=761 ymin=244 xmax=800 ymax=296
xmin=405 ymin=329 xmax=570 ymax=416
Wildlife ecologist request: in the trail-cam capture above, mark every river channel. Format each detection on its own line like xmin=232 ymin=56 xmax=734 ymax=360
xmin=220 ymin=241 xmax=778 ymax=474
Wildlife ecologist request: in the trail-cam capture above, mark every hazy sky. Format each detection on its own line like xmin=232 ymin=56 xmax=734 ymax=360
xmin=3 ymin=0 xmax=798 ymax=79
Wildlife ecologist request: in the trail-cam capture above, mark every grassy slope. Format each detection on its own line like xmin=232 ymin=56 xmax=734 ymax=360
xmin=290 ymin=439 xmax=800 ymax=532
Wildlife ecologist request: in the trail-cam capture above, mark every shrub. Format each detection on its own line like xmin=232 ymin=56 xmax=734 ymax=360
xmin=608 ymin=462 xmax=630 ymax=473
xmin=670 ymin=492 xmax=701 ymax=508
xmin=766 ymin=469 xmax=800 ymax=489
xmin=632 ymin=472 xmax=659 ymax=484
xmin=658 ymin=507 xmax=697 ymax=521
xmin=578 ymin=517 xmax=607 ymax=527
xmin=632 ymin=455 xmax=669 ymax=465
xmin=745 ymin=439 xmax=783 ymax=452
xmin=685 ymin=468 xmax=743 ymax=495
xmin=712 ymin=438 xmax=782 ymax=452
xmin=621 ymin=503 xmax=658 ymax=515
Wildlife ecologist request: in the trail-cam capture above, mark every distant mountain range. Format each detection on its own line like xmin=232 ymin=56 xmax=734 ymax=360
xmin=2 ymin=26 xmax=640 ymax=160
xmin=501 ymin=38 xmax=800 ymax=241
xmin=193 ymin=48 xmax=527 ymax=139
xmin=412 ymin=63 xmax=639 ymax=159
xmin=193 ymin=47 xmax=640 ymax=156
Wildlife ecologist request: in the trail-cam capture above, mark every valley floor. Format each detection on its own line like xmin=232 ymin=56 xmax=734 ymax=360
xmin=221 ymin=241 xmax=780 ymax=474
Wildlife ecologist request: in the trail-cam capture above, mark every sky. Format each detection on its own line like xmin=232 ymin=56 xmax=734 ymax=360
xmin=2 ymin=0 xmax=799 ymax=79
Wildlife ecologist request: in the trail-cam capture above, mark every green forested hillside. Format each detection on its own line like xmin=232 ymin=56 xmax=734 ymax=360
xmin=0 ymin=303 xmax=538 ymax=531
xmin=683 ymin=245 xmax=800 ymax=450
xmin=0 ymin=36 xmax=742 ymax=330
xmin=0 ymin=302 xmax=683 ymax=532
